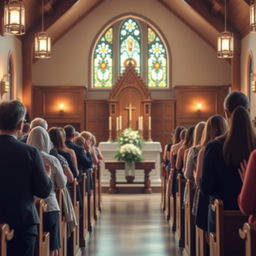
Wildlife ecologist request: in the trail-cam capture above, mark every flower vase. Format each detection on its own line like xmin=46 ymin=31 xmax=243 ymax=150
xmin=125 ymin=161 xmax=135 ymax=183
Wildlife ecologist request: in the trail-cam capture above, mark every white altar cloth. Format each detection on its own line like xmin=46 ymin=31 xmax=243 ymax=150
xmin=98 ymin=141 xmax=162 ymax=187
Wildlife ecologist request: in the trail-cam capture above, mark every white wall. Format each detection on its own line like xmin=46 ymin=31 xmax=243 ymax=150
xmin=241 ymin=33 xmax=256 ymax=119
xmin=0 ymin=35 xmax=23 ymax=102
xmin=32 ymin=0 xmax=231 ymax=95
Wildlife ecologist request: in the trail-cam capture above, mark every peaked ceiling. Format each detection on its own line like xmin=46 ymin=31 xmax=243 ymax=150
xmin=0 ymin=0 xmax=251 ymax=49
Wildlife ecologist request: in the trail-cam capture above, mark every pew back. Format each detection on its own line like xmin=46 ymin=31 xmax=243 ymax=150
xmin=210 ymin=199 xmax=247 ymax=256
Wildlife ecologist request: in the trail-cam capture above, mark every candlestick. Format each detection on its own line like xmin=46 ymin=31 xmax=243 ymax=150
xmin=141 ymin=116 xmax=143 ymax=131
xmin=109 ymin=116 xmax=112 ymax=131
xmin=148 ymin=116 xmax=151 ymax=130
xmin=138 ymin=117 xmax=141 ymax=130
xmin=116 ymin=117 xmax=119 ymax=131
xmin=119 ymin=115 xmax=122 ymax=130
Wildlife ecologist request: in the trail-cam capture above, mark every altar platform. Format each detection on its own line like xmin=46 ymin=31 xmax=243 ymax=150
xmin=99 ymin=142 xmax=162 ymax=191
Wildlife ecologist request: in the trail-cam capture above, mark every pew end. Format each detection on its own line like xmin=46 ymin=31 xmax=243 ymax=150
xmin=239 ymin=222 xmax=256 ymax=256
xmin=175 ymin=174 xmax=186 ymax=247
xmin=184 ymin=179 xmax=195 ymax=256
xmin=35 ymin=199 xmax=50 ymax=256
xmin=0 ymin=223 xmax=14 ymax=256
xmin=209 ymin=199 xmax=247 ymax=256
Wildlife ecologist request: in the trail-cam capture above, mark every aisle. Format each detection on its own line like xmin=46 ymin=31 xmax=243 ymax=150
xmin=82 ymin=194 xmax=181 ymax=256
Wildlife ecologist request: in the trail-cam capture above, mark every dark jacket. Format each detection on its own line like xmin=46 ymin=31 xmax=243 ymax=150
xmin=200 ymin=139 xmax=242 ymax=231
xmin=0 ymin=135 xmax=52 ymax=229
xmin=65 ymin=140 xmax=93 ymax=173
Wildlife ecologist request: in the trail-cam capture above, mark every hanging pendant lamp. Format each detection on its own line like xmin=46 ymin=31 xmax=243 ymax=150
xmin=217 ymin=0 xmax=234 ymax=58
xmin=4 ymin=0 xmax=25 ymax=35
xmin=250 ymin=0 xmax=256 ymax=32
xmin=34 ymin=0 xmax=51 ymax=59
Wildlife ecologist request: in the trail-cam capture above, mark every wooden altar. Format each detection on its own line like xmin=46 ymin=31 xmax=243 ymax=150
xmin=105 ymin=161 xmax=155 ymax=194
xmin=108 ymin=64 xmax=152 ymax=140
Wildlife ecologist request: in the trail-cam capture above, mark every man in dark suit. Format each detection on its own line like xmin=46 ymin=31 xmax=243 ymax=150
xmin=0 ymin=100 xmax=52 ymax=256
xmin=64 ymin=125 xmax=93 ymax=174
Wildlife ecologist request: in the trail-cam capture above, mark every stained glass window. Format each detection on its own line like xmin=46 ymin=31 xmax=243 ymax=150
xmin=93 ymin=28 xmax=113 ymax=88
xmin=120 ymin=18 xmax=141 ymax=74
xmin=148 ymin=27 xmax=167 ymax=88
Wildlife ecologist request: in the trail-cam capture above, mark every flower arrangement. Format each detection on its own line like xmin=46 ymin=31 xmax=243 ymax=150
xmin=115 ymin=128 xmax=143 ymax=181
xmin=114 ymin=143 xmax=143 ymax=163
xmin=116 ymin=128 xmax=143 ymax=147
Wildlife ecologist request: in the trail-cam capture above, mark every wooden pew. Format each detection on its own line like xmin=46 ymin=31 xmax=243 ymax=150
xmin=164 ymin=168 xmax=171 ymax=221
xmin=169 ymin=169 xmax=176 ymax=232
xmin=56 ymin=189 xmax=67 ymax=256
xmin=70 ymin=179 xmax=80 ymax=256
xmin=161 ymin=164 xmax=167 ymax=212
xmin=184 ymin=179 xmax=195 ymax=256
xmin=195 ymin=226 xmax=207 ymax=256
xmin=93 ymin=165 xmax=99 ymax=221
xmin=0 ymin=223 xmax=14 ymax=256
xmin=239 ymin=223 xmax=256 ymax=256
xmin=175 ymin=174 xmax=186 ymax=247
xmin=88 ymin=169 xmax=95 ymax=232
xmin=79 ymin=173 xmax=88 ymax=246
xmin=209 ymin=199 xmax=247 ymax=256
xmin=98 ymin=164 xmax=102 ymax=212
xmin=35 ymin=200 xmax=50 ymax=256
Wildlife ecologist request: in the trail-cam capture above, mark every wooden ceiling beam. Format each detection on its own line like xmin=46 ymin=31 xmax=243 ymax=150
xmin=24 ymin=0 xmax=79 ymax=39
xmin=184 ymin=0 xmax=241 ymax=38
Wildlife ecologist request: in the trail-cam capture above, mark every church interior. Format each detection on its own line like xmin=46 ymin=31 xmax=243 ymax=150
xmin=1 ymin=0 xmax=256 ymax=255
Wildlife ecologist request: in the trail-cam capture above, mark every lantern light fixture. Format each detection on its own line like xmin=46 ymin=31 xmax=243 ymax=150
xmin=250 ymin=0 xmax=256 ymax=32
xmin=34 ymin=0 xmax=51 ymax=59
xmin=217 ymin=0 xmax=234 ymax=58
xmin=4 ymin=0 xmax=25 ymax=35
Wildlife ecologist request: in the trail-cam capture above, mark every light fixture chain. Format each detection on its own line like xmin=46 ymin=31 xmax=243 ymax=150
xmin=42 ymin=0 xmax=44 ymax=32
xmin=224 ymin=0 xmax=227 ymax=31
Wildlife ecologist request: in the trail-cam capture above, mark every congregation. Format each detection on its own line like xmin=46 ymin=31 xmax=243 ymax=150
xmin=0 ymin=100 xmax=103 ymax=256
xmin=162 ymin=91 xmax=256 ymax=256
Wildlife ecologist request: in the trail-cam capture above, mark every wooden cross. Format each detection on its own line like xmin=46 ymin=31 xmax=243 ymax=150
xmin=125 ymin=103 xmax=136 ymax=127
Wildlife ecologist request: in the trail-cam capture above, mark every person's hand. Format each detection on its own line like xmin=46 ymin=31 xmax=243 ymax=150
xmin=45 ymin=164 xmax=52 ymax=177
xmin=238 ymin=159 xmax=247 ymax=182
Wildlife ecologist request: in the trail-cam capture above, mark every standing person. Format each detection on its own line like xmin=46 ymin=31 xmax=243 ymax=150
xmin=200 ymin=91 xmax=256 ymax=232
xmin=64 ymin=125 xmax=93 ymax=174
xmin=27 ymin=127 xmax=67 ymax=256
xmin=0 ymin=100 xmax=52 ymax=256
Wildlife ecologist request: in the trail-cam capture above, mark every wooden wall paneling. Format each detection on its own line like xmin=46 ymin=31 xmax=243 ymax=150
xmin=174 ymin=85 xmax=229 ymax=127
xmin=32 ymin=86 xmax=86 ymax=130
xmin=152 ymin=99 xmax=175 ymax=148
xmin=85 ymin=100 xmax=108 ymax=144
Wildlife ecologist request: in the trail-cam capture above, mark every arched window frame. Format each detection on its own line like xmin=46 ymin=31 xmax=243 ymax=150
xmin=91 ymin=15 xmax=170 ymax=90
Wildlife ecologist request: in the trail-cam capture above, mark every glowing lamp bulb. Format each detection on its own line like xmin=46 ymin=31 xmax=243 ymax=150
xmin=59 ymin=103 xmax=65 ymax=111
xmin=197 ymin=103 xmax=202 ymax=111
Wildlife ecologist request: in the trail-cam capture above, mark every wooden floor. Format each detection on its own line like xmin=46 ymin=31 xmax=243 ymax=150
xmin=82 ymin=193 xmax=182 ymax=256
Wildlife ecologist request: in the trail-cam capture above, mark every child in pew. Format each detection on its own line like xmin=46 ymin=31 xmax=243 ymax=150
xmin=201 ymin=105 xmax=256 ymax=233
xmin=27 ymin=126 xmax=67 ymax=256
